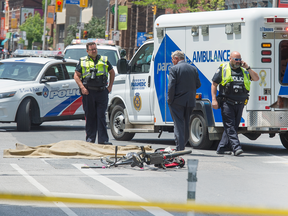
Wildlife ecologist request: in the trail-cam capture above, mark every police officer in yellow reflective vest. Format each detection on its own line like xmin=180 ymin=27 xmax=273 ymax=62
xmin=74 ymin=42 xmax=115 ymax=144
xmin=211 ymin=51 xmax=259 ymax=156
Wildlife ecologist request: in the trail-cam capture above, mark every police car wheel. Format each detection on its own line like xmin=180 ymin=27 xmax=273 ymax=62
xmin=16 ymin=98 xmax=31 ymax=131
xmin=188 ymin=113 xmax=213 ymax=149
xmin=110 ymin=105 xmax=135 ymax=141
xmin=280 ymin=133 xmax=288 ymax=149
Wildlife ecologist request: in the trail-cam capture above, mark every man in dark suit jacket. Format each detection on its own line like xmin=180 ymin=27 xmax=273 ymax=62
xmin=168 ymin=51 xmax=201 ymax=151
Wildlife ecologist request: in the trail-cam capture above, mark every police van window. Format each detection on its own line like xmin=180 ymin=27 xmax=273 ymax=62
xmin=64 ymin=64 xmax=77 ymax=79
xmin=130 ymin=43 xmax=153 ymax=73
xmin=98 ymin=49 xmax=119 ymax=66
xmin=64 ymin=49 xmax=87 ymax=61
xmin=280 ymin=40 xmax=288 ymax=85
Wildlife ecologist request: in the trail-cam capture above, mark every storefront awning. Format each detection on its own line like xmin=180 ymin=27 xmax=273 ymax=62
xmin=1 ymin=38 xmax=9 ymax=46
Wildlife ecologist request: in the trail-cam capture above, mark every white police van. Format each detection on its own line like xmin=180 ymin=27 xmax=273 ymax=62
xmin=109 ymin=8 xmax=288 ymax=149
xmin=0 ymin=55 xmax=84 ymax=131
xmin=63 ymin=39 xmax=121 ymax=74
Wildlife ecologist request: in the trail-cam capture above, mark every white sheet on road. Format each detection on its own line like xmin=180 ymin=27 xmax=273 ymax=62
xmin=3 ymin=140 xmax=154 ymax=159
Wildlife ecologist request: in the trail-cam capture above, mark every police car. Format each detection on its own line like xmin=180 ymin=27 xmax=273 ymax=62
xmin=0 ymin=56 xmax=84 ymax=131
xmin=63 ymin=39 xmax=121 ymax=74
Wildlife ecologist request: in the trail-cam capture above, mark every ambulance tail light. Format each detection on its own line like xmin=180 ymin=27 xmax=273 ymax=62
xmin=261 ymin=50 xmax=271 ymax=55
xmin=286 ymin=27 xmax=288 ymax=31
xmin=195 ymin=93 xmax=202 ymax=100
xmin=261 ymin=58 xmax=272 ymax=63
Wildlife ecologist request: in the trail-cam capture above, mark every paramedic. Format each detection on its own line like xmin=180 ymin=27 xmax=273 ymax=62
xmin=168 ymin=50 xmax=201 ymax=151
xmin=74 ymin=42 xmax=115 ymax=145
xmin=211 ymin=51 xmax=259 ymax=156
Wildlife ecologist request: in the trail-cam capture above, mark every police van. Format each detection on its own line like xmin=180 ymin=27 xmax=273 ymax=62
xmin=0 ymin=53 xmax=84 ymax=131
xmin=63 ymin=39 xmax=121 ymax=74
xmin=109 ymin=8 xmax=288 ymax=149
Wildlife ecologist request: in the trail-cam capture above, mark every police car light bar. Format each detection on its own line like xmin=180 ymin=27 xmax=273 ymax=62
xmin=71 ymin=38 xmax=115 ymax=46
xmin=13 ymin=49 xmax=62 ymax=57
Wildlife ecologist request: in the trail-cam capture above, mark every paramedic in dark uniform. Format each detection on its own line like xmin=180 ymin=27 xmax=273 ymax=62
xmin=74 ymin=42 xmax=115 ymax=144
xmin=211 ymin=51 xmax=259 ymax=156
xmin=168 ymin=50 xmax=201 ymax=151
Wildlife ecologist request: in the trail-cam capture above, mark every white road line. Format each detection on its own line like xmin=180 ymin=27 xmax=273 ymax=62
xmin=11 ymin=164 xmax=78 ymax=216
xmin=73 ymin=164 xmax=173 ymax=216
xmin=263 ymin=153 xmax=288 ymax=164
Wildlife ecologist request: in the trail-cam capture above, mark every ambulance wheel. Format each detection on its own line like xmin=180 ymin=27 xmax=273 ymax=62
xmin=16 ymin=98 xmax=31 ymax=131
xmin=188 ymin=113 xmax=213 ymax=149
xmin=280 ymin=133 xmax=288 ymax=149
xmin=110 ymin=105 xmax=135 ymax=141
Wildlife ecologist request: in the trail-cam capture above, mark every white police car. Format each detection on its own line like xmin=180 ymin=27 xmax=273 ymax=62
xmin=63 ymin=39 xmax=121 ymax=74
xmin=0 ymin=56 xmax=84 ymax=131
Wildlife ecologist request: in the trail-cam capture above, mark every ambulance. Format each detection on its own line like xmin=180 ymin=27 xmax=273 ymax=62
xmin=108 ymin=8 xmax=288 ymax=149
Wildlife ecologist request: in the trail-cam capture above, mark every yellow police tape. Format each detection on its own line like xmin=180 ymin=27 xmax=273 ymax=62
xmin=0 ymin=192 xmax=287 ymax=215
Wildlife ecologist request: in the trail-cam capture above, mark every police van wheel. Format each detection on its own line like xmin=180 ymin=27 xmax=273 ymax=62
xmin=280 ymin=133 xmax=288 ymax=149
xmin=110 ymin=105 xmax=135 ymax=141
xmin=16 ymin=98 xmax=31 ymax=131
xmin=188 ymin=113 xmax=213 ymax=149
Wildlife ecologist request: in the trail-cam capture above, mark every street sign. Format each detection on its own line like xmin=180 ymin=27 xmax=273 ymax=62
xmin=22 ymin=31 xmax=26 ymax=40
xmin=76 ymin=33 xmax=79 ymax=39
xmin=66 ymin=0 xmax=79 ymax=4
xmin=112 ymin=31 xmax=119 ymax=41
xmin=77 ymin=22 xmax=84 ymax=30
xmin=137 ymin=32 xmax=146 ymax=47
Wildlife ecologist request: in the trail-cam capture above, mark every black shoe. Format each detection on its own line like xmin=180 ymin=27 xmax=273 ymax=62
xmin=216 ymin=151 xmax=232 ymax=155
xmin=234 ymin=149 xmax=243 ymax=156
xmin=99 ymin=141 xmax=113 ymax=145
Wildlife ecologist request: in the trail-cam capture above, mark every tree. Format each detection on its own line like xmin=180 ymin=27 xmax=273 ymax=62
xmin=187 ymin=0 xmax=225 ymax=12
xmin=19 ymin=12 xmax=46 ymax=49
xmin=42 ymin=0 xmax=51 ymax=11
xmin=132 ymin=0 xmax=225 ymax=13
xmin=133 ymin=0 xmax=187 ymax=13
xmin=64 ymin=16 xmax=106 ymax=46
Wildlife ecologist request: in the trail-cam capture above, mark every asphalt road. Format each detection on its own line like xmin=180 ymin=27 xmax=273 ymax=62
xmin=1 ymin=120 xmax=288 ymax=216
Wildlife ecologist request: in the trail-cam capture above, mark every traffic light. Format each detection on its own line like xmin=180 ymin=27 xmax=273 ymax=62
xmin=152 ymin=5 xmax=157 ymax=15
xmin=55 ymin=0 xmax=63 ymax=12
xmin=83 ymin=31 xmax=88 ymax=39
xmin=80 ymin=0 xmax=88 ymax=7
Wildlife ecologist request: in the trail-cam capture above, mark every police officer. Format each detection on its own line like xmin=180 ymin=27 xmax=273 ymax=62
xmin=74 ymin=42 xmax=115 ymax=144
xmin=211 ymin=51 xmax=259 ymax=156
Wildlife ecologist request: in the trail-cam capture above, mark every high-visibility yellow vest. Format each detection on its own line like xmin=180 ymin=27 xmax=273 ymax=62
xmin=80 ymin=56 xmax=108 ymax=81
xmin=219 ymin=63 xmax=251 ymax=91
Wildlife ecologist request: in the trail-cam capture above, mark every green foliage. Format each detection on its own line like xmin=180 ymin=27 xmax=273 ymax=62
xmin=64 ymin=23 xmax=77 ymax=46
xmin=19 ymin=12 xmax=44 ymax=49
xmin=42 ymin=0 xmax=51 ymax=11
xmin=64 ymin=16 xmax=106 ymax=46
xmin=132 ymin=0 xmax=187 ymax=13
xmin=188 ymin=0 xmax=225 ymax=12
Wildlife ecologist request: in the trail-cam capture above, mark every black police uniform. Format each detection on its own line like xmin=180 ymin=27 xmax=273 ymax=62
xmin=76 ymin=54 xmax=113 ymax=143
xmin=212 ymin=65 xmax=249 ymax=153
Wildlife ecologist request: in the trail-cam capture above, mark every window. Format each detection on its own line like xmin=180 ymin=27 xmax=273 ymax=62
xmin=279 ymin=40 xmax=288 ymax=85
xmin=130 ymin=43 xmax=153 ymax=73
xmin=45 ymin=64 xmax=65 ymax=81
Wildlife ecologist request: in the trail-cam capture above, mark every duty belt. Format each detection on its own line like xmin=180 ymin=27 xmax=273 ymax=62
xmin=224 ymin=98 xmax=244 ymax=105
xmin=85 ymin=86 xmax=106 ymax=91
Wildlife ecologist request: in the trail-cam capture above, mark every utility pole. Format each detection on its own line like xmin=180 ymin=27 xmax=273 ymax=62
xmin=113 ymin=0 xmax=117 ymax=43
xmin=106 ymin=0 xmax=110 ymax=40
xmin=79 ymin=7 xmax=83 ymax=40
xmin=42 ymin=0 xmax=48 ymax=50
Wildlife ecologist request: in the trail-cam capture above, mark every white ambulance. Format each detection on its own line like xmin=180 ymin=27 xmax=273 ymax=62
xmin=108 ymin=8 xmax=288 ymax=149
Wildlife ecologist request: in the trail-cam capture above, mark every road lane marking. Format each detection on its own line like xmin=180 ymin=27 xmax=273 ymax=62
xmin=73 ymin=164 xmax=173 ymax=216
xmin=11 ymin=164 xmax=78 ymax=216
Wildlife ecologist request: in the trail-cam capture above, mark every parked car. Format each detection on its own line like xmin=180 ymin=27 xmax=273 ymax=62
xmin=0 ymin=57 xmax=84 ymax=131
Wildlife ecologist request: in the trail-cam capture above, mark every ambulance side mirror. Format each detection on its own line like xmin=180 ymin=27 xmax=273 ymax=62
xmin=120 ymin=49 xmax=126 ymax=58
xmin=117 ymin=59 xmax=129 ymax=74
